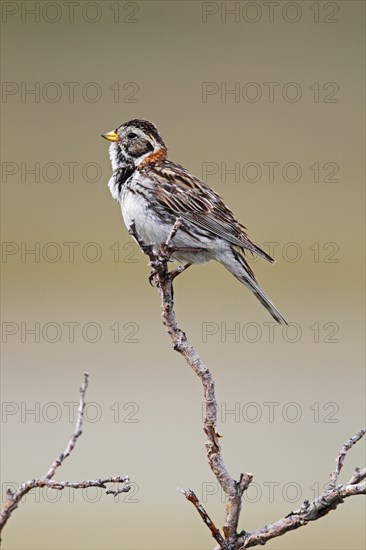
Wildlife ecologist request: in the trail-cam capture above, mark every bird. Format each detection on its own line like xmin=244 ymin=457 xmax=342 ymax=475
xmin=102 ymin=118 xmax=287 ymax=325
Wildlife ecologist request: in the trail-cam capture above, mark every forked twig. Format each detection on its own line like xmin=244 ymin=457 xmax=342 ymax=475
xmin=0 ymin=373 xmax=130 ymax=544
xmin=129 ymin=218 xmax=366 ymax=550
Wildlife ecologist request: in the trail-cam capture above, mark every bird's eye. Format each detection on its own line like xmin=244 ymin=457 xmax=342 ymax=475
xmin=127 ymin=132 xmax=137 ymax=139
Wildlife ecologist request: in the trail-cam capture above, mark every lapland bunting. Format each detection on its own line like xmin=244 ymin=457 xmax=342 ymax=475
xmin=102 ymin=118 xmax=286 ymax=324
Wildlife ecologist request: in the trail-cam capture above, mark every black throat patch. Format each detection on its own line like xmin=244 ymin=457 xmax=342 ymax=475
xmin=113 ymin=162 xmax=135 ymax=194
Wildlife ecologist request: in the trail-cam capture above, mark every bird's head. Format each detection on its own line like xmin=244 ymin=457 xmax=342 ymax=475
xmin=102 ymin=118 xmax=167 ymax=171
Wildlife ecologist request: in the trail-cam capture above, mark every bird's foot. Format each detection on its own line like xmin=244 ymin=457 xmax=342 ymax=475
xmin=148 ymin=259 xmax=160 ymax=286
xmin=148 ymin=269 xmax=157 ymax=286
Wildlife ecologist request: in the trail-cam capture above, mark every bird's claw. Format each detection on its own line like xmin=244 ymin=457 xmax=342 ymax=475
xmin=148 ymin=263 xmax=159 ymax=286
xmin=148 ymin=259 xmax=160 ymax=286
xmin=148 ymin=271 xmax=156 ymax=286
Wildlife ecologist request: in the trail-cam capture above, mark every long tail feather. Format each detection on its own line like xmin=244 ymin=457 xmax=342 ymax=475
xmin=222 ymin=247 xmax=287 ymax=325
xmin=248 ymin=278 xmax=287 ymax=325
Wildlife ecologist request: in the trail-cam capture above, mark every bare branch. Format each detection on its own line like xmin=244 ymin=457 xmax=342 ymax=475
xmin=348 ymin=467 xmax=366 ymax=485
xmin=131 ymin=218 xmax=366 ymax=550
xmin=236 ymin=436 xmax=366 ymax=549
xmin=178 ymin=488 xmax=225 ymax=546
xmin=129 ymin=221 xmax=254 ymax=544
xmin=0 ymin=373 xmax=131 ymax=543
xmin=44 ymin=372 xmax=89 ymax=480
xmin=165 ymin=216 xmax=183 ymax=247
xmin=327 ymin=427 xmax=366 ymax=489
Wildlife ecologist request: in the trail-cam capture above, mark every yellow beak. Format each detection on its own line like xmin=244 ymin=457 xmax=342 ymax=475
xmin=101 ymin=130 xmax=120 ymax=142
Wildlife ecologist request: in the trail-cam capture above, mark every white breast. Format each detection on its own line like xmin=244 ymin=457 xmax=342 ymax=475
xmin=120 ymin=184 xmax=168 ymax=248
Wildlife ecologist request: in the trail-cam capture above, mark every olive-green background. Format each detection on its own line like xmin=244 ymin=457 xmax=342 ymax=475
xmin=1 ymin=1 xmax=365 ymax=548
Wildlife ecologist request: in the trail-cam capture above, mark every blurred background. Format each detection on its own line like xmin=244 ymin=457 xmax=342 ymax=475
xmin=1 ymin=1 xmax=365 ymax=548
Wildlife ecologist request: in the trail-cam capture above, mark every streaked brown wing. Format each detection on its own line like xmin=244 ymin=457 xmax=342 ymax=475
xmin=144 ymin=160 xmax=273 ymax=262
